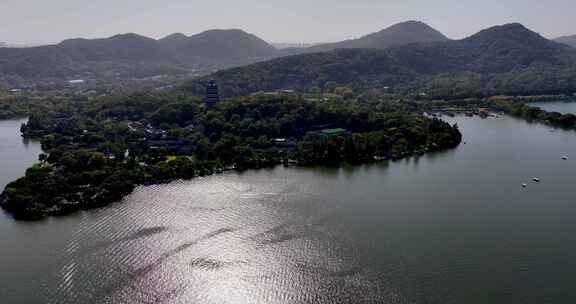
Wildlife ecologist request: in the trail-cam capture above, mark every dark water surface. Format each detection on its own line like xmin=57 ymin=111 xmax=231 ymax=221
xmin=2 ymin=111 xmax=576 ymax=303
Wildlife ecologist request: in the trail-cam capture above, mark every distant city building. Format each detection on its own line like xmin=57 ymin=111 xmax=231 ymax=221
xmin=205 ymin=80 xmax=220 ymax=108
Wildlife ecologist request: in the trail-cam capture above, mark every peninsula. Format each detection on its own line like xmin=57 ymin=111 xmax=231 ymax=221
xmin=0 ymin=88 xmax=462 ymax=220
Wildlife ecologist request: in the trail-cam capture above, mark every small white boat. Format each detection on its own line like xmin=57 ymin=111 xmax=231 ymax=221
xmin=522 ymin=183 xmax=527 ymax=188
xmin=562 ymin=156 xmax=568 ymax=160
xmin=533 ymin=178 xmax=541 ymax=182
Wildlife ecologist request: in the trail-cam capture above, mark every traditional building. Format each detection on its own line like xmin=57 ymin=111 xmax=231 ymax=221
xmin=205 ymin=80 xmax=220 ymax=108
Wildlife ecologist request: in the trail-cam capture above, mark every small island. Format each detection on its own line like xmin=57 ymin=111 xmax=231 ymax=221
xmin=0 ymin=87 xmax=462 ymax=220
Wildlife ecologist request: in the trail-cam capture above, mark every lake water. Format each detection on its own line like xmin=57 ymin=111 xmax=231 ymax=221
xmin=530 ymin=100 xmax=576 ymax=114
xmin=0 ymin=118 xmax=42 ymax=190
xmin=2 ymin=108 xmax=576 ymax=304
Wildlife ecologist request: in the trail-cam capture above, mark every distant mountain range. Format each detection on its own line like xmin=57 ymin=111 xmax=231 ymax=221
xmin=187 ymin=23 xmax=576 ymax=97
xmin=275 ymin=21 xmax=450 ymax=57
xmin=305 ymin=21 xmax=449 ymax=52
xmin=0 ymin=21 xmax=454 ymax=86
xmin=0 ymin=29 xmax=279 ymax=86
xmin=3 ymin=21 xmax=576 ymax=95
xmin=554 ymin=35 xmax=576 ymax=48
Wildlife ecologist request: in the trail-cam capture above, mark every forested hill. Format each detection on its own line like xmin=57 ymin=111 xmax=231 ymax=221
xmin=0 ymin=34 xmax=184 ymax=80
xmin=0 ymin=29 xmax=279 ymax=85
xmin=0 ymin=22 xmax=451 ymax=87
xmin=159 ymin=29 xmax=278 ymax=66
xmin=305 ymin=21 xmax=449 ymax=52
xmin=185 ymin=23 xmax=576 ymax=98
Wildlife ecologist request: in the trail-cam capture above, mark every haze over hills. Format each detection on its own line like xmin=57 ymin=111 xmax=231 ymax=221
xmin=271 ymin=42 xmax=321 ymax=49
xmin=304 ymin=21 xmax=450 ymax=52
xmin=0 ymin=33 xmax=185 ymax=85
xmin=0 ymin=21 xmax=453 ymax=87
xmin=187 ymin=23 xmax=576 ymax=97
xmin=554 ymin=35 xmax=576 ymax=48
xmin=0 ymin=29 xmax=280 ymax=86
xmin=160 ymin=29 xmax=278 ymax=66
xmin=2 ymin=20 xmax=574 ymax=95
xmin=274 ymin=21 xmax=450 ymax=57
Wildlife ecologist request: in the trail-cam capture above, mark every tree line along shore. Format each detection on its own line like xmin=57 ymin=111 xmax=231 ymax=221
xmin=1 ymin=91 xmax=463 ymax=220
xmin=2 ymin=88 xmax=576 ymax=220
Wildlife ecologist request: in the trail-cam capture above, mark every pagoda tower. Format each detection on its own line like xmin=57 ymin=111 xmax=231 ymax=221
xmin=205 ymin=80 xmax=220 ymax=108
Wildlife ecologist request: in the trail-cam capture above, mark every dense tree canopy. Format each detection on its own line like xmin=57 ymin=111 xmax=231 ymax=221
xmin=184 ymin=24 xmax=576 ymax=99
xmin=2 ymin=91 xmax=461 ymax=220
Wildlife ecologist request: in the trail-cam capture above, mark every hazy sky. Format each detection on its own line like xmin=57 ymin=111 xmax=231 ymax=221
xmin=1 ymin=0 xmax=574 ymax=44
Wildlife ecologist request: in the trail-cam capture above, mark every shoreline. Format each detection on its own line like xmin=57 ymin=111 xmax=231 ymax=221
xmin=4 ymin=98 xmax=574 ymax=221
xmin=0 ymin=144 xmax=457 ymax=221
